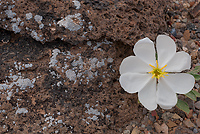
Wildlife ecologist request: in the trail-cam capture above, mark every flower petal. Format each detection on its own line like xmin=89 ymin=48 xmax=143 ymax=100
xmin=119 ymin=56 xmax=152 ymax=74
xmin=119 ymin=73 xmax=152 ymax=93
xmin=133 ymin=37 xmax=156 ymax=66
xmin=138 ymin=78 xmax=157 ymax=111
xmin=156 ymin=35 xmax=176 ymax=68
xmin=165 ymin=51 xmax=191 ymax=72
xmin=157 ymin=79 xmax=178 ymax=109
xmin=162 ymin=73 xmax=195 ymax=94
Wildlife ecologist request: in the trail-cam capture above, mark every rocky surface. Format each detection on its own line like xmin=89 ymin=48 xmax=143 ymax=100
xmin=0 ymin=0 xmax=200 ymax=134
xmin=0 ymin=28 xmax=140 ymax=133
xmin=0 ymin=0 xmax=170 ymax=45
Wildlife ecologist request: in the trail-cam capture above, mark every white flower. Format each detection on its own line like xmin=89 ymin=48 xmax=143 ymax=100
xmin=119 ymin=35 xmax=195 ymax=111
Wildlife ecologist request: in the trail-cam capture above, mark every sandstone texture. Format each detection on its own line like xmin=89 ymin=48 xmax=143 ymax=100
xmin=0 ymin=0 xmax=170 ymax=45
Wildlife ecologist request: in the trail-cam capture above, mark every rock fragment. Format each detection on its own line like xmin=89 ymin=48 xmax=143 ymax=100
xmin=183 ymin=30 xmax=190 ymax=41
xmin=161 ymin=123 xmax=168 ymax=134
xmin=195 ymin=101 xmax=200 ymax=109
xmin=183 ymin=119 xmax=195 ymax=128
xmin=189 ymin=2 xmax=200 ymax=17
xmin=131 ymin=127 xmax=140 ymax=134
xmin=154 ymin=123 xmax=162 ymax=133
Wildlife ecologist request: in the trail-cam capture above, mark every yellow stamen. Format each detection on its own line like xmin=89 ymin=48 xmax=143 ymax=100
xmin=149 ymin=64 xmax=156 ymax=68
xmin=152 ymin=74 xmax=155 ymax=78
xmin=148 ymin=70 xmax=154 ymax=73
xmin=148 ymin=60 xmax=168 ymax=79
xmin=160 ymin=64 xmax=167 ymax=70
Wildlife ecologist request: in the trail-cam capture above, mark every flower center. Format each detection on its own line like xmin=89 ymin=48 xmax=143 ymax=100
xmin=148 ymin=60 xmax=168 ymax=79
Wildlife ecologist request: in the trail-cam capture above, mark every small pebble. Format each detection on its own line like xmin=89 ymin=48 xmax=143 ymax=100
xmin=176 ymin=32 xmax=183 ymax=39
xmin=147 ymin=125 xmax=152 ymax=130
xmin=194 ymin=83 xmax=199 ymax=89
xmin=141 ymin=124 xmax=145 ymax=128
xmin=171 ymin=28 xmax=177 ymax=37
xmin=161 ymin=123 xmax=168 ymax=134
xmin=183 ymin=3 xmax=190 ymax=8
xmin=183 ymin=119 xmax=195 ymax=128
xmin=175 ymin=22 xmax=186 ymax=29
xmin=142 ymin=108 xmax=147 ymax=115
xmin=190 ymin=33 xmax=196 ymax=39
xmin=189 ymin=1 xmax=195 ymax=7
xmin=194 ymin=18 xmax=199 ymax=23
xmin=190 ymin=41 xmax=196 ymax=49
xmin=196 ymin=118 xmax=200 ymax=127
xmin=154 ymin=123 xmax=161 ymax=133
xmin=131 ymin=127 xmax=140 ymax=134
xmin=195 ymin=101 xmax=200 ymax=109
xmin=126 ymin=125 xmax=132 ymax=131
xmin=193 ymin=128 xmax=198 ymax=133
xmin=183 ymin=30 xmax=190 ymax=41
xmin=182 ymin=46 xmax=188 ymax=52
xmin=182 ymin=18 xmax=187 ymax=23
xmin=172 ymin=113 xmax=181 ymax=120
xmin=197 ymin=33 xmax=200 ymax=38
xmin=191 ymin=50 xmax=198 ymax=60
xmin=167 ymin=120 xmax=177 ymax=127
xmin=123 ymin=130 xmax=130 ymax=134
xmin=149 ymin=114 xmax=155 ymax=122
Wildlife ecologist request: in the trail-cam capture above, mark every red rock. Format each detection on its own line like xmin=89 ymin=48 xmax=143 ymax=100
xmin=189 ymin=2 xmax=200 ymax=17
xmin=183 ymin=30 xmax=190 ymax=41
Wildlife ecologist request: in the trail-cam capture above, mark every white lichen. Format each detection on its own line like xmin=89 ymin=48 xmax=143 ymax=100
xmin=5 ymin=10 xmax=16 ymax=18
xmin=31 ymin=30 xmax=45 ymax=42
xmin=16 ymin=108 xmax=28 ymax=114
xmin=34 ymin=15 xmax=43 ymax=23
xmin=65 ymin=69 xmax=76 ymax=81
xmin=72 ymin=0 xmax=81 ymax=9
xmin=85 ymin=107 xmax=100 ymax=115
xmin=87 ymin=41 xmax=92 ymax=46
xmin=49 ymin=49 xmax=61 ymax=68
xmin=26 ymin=13 xmax=32 ymax=20
xmin=10 ymin=17 xmax=21 ymax=33
xmin=57 ymin=13 xmax=83 ymax=31
xmin=6 ymin=91 xmax=12 ymax=100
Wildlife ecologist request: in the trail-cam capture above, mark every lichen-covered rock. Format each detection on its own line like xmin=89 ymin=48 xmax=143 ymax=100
xmin=0 ymin=28 xmax=141 ymax=133
xmin=0 ymin=0 xmax=170 ymax=45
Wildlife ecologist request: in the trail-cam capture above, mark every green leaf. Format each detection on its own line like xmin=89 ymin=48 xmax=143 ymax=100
xmin=188 ymin=66 xmax=200 ymax=80
xmin=185 ymin=91 xmax=196 ymax=101
xmin=188 ymin=66 xmax=200 ymax=74
xmin=189 ymin=73 xmax=200 ymax=80
xmin=176 ymin=99 xmax=190 ymax=114
xmin=191 ymin=90 xmax=200 ymax=97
